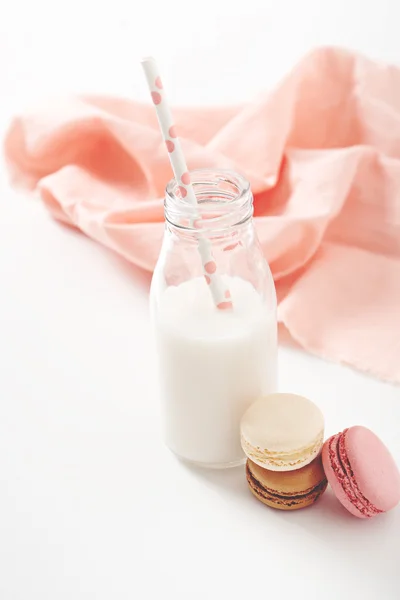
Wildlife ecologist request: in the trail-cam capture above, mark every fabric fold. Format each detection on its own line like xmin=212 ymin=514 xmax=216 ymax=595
xmin=4 ymin=46 xmax=400 ymax=382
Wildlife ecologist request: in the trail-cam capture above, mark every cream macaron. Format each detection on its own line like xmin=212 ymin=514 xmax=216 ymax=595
xmin=240 ymin=393 xmax=324 ymax=471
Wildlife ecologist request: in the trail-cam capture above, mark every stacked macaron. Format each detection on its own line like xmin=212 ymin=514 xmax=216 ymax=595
xmin=241 ymin=393 xmax=400 ymax=518
xmin=241 ymin=394 xmax=327 ymax=511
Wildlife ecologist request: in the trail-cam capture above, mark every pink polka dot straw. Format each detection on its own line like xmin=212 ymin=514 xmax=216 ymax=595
xmin=141 ymin=56 xmax=232 ymax=310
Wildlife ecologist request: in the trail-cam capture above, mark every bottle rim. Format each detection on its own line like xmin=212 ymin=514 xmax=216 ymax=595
xmin=165 ymin=168 xmax=253 ymax=231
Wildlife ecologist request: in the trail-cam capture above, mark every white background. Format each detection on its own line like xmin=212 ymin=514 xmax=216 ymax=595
xmin=1 ymin=2 xmax=400 ymax=599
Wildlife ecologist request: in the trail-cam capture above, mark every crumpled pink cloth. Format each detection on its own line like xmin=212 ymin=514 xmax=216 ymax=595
xmin=4 ymin=47 xmax=400 ymax=383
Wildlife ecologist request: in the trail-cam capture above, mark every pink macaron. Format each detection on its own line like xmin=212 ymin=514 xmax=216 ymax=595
xmin=322 ymin=426 xmax=400 ymax=519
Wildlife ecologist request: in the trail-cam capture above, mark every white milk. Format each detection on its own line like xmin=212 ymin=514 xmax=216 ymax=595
xmin=154 ymin=276 xmax=277 ymax=467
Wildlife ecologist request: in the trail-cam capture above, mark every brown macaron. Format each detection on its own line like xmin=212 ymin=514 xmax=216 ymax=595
xmin=246 ymin=454 xmax=327 ymax=511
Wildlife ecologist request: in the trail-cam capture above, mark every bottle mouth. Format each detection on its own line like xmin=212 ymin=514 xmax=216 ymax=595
xmin=165 ymin=168 xmax=253 ymax=231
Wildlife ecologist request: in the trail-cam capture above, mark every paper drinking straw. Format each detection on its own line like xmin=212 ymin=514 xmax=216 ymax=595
xmin=141 ymin=57 xmax=232 ymax=310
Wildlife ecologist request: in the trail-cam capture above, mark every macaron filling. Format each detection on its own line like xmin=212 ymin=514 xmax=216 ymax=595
xmin=246 ymin=462 xmax=327 ymax=508
xmin=328 ymin=430 xmax=383 ymax=518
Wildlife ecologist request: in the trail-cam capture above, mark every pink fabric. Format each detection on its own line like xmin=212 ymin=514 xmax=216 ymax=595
xmin=4 ymin=47 xmax=400 ymax=383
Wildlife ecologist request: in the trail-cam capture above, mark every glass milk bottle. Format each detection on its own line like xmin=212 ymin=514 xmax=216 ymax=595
xmin=150 ymin=169 xmax=277 ymax=468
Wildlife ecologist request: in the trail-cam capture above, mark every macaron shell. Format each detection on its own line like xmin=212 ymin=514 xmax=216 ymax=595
xmin=241 ymin=393 xmax=324 ymax=452
xmin=247 ymin=468 xmax=324 ymax=511
xmin=246 ymin=456 xmax=327 ymax=511
xmin=240 ymin=393 xmax=324 ymax=471
xmin=241 ymin=433 xmax=323 ymax=471
xmin=345 ymin=426 xmax=400 ymax=513
xmin=248 ymin=454 xmax=327 ymax=494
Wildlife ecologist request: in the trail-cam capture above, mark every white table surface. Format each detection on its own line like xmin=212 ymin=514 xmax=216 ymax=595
xmin=1 ymin=2 xmax=400 ymax=599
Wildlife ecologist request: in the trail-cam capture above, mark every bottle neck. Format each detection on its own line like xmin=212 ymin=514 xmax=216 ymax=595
xmin=164 ymin=169 xmax=253 ymax=238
